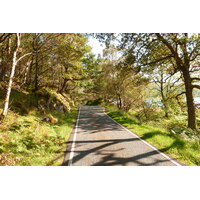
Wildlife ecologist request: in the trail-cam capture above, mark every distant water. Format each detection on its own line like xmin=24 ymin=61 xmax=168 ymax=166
xmin=146 ymin=97 xmax=200 ymax=105
xmin=194 ymin=97 xmax=200 ymax=104
xmin=115 ymin=97 xmax=200 ymax=106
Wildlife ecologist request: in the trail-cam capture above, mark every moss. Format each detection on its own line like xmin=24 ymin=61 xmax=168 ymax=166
xmin=37 ymin=88 xmax=73 ymax=111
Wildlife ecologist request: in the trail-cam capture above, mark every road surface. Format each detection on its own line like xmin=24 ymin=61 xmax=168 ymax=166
xmin=63 ymin=106 xmax=181 ymax=166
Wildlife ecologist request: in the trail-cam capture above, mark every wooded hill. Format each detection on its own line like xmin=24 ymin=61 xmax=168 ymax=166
xmin=0 ymin=33 xmax=95 ymax=117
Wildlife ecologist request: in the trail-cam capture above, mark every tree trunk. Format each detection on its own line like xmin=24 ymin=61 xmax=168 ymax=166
xmin=27 ymin=55 xmax=34 ymax=86
xmin=34 ymin=51 xmax=39 ymax=91
xmin=58 ymin=78 xmax=67 ymax=94
xmin=0 ymin=62 xmax=7 ymax=81
xmin=182 ymin=66 xmax=196 ymax=129
xmin=161 ymin=95 xmax=169 ymax=118
xmin=117 ymin=93 xmax=122 ymax=109
xmin=23 ymin=60 xmax=31 ymax=85
xmin=160 ymin=73 xmax=169 ymax=118
xmin=162 ymin=100 xmax=169 ymax=118
xmin=1 ymin=33 xmax=21 ymax=118
xmin=0 ymin=37 xmax=11 ymax=81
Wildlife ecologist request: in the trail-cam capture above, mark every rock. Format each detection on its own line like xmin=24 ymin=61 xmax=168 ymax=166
xmin=43 ymin=114 xmax=58 ymax=124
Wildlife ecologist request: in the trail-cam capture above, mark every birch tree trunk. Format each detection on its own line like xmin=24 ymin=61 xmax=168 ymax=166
xmin=1 ymin=33 xmax=21 ymax=118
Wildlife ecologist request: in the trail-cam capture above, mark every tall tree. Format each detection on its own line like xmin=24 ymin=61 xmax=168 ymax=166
xmin=95 ymin=33 xmax=200 ymax=129
xmin=155 ymin=33 xmax=200 ymax=129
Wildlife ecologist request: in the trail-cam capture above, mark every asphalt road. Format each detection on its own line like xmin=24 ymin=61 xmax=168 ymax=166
xmin=63 ymin=106 xmax=181 ymax=166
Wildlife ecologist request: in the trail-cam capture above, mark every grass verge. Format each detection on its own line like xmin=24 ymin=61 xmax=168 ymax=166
xmin=105 ymin=105 xmax=200 ymax=166
xmin=0 ymin=108 xmax=77 ymax=166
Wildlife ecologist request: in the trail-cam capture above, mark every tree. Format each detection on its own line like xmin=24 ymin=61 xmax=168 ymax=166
xmin=150 ymin=63 xmax=184 ymax=118
xmin=0 ymin=34 xmax=13 ymax=82
xmin=89 ymin=45 xmax=148 ymax=111
xmin=154 ymin=34 xmax=200 ymax=129
xmin=0 ymin=33 xmax=92 ymax=119
xmin=1 ymin=33 xmax=31 ymax=119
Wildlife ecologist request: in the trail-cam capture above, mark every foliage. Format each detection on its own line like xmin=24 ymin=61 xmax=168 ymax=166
xmin=90 ymin=46 xmax=149 ymax=111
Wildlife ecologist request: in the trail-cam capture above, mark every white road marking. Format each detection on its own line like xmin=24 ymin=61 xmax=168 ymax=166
xmin=68 ymin=107 xmax=81 ymax=166
xmin=104 ymin=109 xmax=181 ymax=166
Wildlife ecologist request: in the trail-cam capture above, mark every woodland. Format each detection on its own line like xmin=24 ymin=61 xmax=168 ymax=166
xmin=0 ymin=33 xmax=200 ymax=165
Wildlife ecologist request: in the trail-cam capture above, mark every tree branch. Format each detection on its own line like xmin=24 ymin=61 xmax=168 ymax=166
xmin=16 ymin=53 xmax=32 ymax=63
xmin=169 ymin=76 xmax=182 ymax=89
xmin=0 ymin=33 xmax=13 ymax=43
xmin=155 ymin=33 xmax=183 ymax=67
xmin=140 ymin=55 xmax=173 ymax=67
xmin=191 ymin=77 xmax=200 ymax=82
xmin=190 ymin=52 xmax=200 ymax=61
xmin=167 ymin=91 xmax=186 ymax=101
xmin=192 ymin=85 xmax=200 ymax=90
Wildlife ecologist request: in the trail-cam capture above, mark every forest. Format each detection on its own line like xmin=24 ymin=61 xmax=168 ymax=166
xmin=0 ymin=33 xmax=200 ymax=166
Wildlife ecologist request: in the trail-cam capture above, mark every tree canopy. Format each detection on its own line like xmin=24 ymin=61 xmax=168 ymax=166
xmin=0 ymin=33 xmax=200 ymax=130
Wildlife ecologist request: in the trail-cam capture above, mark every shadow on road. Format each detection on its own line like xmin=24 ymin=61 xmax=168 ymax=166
xmin=62 ymin=106 xmax=181 ymax=166
xmin=63 ymin=137 xmax=180 ymax=166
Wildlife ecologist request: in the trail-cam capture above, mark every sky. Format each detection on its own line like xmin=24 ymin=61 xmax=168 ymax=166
xmin=88 ymin=37 xmax=105 ymax=57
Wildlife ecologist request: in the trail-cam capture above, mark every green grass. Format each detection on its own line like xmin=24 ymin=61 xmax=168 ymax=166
xmin=105 ymin=105 xmax=200 ymax=166
xmin=0 ymin=108 xmax=77 ymax=166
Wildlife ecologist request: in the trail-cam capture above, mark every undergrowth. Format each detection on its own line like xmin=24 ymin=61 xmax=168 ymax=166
xmin=0 ymin=108 xmax=77 ymax=166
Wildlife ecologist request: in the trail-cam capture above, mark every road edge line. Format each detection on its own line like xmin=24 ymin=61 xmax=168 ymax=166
xmin=104 ymin=109 xmax=181 ymax=166
xmin=68 ymin=107 xmax=81 ymax=166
